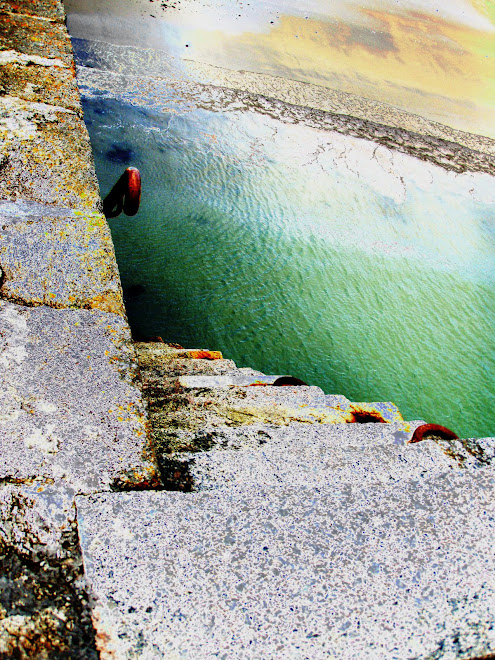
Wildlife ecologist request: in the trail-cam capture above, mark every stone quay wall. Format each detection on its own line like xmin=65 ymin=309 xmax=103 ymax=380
xmin=0 ymin=0 xmax=159 ymax=654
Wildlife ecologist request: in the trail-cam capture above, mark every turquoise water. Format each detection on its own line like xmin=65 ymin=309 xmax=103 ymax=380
xmin=75 ymin=41 xmax=495 ymax=437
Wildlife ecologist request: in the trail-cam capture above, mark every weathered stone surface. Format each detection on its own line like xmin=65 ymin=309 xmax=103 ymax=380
xmin=154 ymin=377 xmax=402 ymax=422
xmin=159 ymin=422 xmax=463 ymax=491
xmin=149 ymin=387 xmax=352 ymax=441
xmin=0 ymin=2 xmax=154 ymax=655
xmin=176 ymin=374 xmax=291 ymax=387
xmin=148 ymin=386 xmax=406 ymax=456
xmin=152 ymin=418 xmax=421 ymax=459
xmin=174 ymin=383 xmax=328 ymax=406
xmin=0 ymin=484 xmax=98 ymax=659
xmin=0 ymin=0 xmax=65 ymax=22
xmin=0 ymin=300 xmax=159 ymax=491
xmin=345 ymin=400 xmax=403 ymax=423
xmin=0 ymin=13 xmax=73 ymax=66
xmin=0 ymin=482 xmax=76 ymax=559
xmin=0 ymin=200 xmax=124 ymax=313
xmin=76 ymin=464 xmax=495 ymax=659
xmin=0 ymin=95 xmax=101 ymax=211
xmin=135 ymin=342 xmax=223 ymax=361
xmin=140 ymin=357 xmax=239 ymax=381
xmin=0 ymin=50 xmax=82 ymax=113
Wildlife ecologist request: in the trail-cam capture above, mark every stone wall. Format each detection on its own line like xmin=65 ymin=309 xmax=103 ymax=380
xmin=0 ymin=1 xmax=160 ymax=655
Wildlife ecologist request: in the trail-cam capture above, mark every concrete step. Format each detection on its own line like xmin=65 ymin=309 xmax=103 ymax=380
xmin=135 ymin=344 xmax=285 ymax=387
xmin=140 ymin=358 xmax=239 ymax=381
xmin=136 ymin=342 xmax=312 ymax=384
xmin=158 ymin=421 xmax=476 ymax=491
xmin=76 ymin=462 xmax=495 ymax=659
xmin=150 ymin=418 xmax=422 ymax=456
xmin=135 ymin=341 xmax=224 ymax=363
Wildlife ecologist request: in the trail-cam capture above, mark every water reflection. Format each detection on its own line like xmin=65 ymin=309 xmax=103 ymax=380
xmin=74 ymin=47 xmax=495 ymax=437
xmin=66 ymin=0 xmax=495 ymax=137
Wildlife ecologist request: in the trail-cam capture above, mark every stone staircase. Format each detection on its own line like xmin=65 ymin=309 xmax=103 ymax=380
xmin=72 ymin=341 xmax=495 ymax=659
xmin=135 ymin=341 xmax=412 ymax=488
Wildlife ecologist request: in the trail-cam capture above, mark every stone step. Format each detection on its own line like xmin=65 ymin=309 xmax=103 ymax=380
xmin=158 ymin=421 xmax=473 ymax=491
xmin=139 ymin=358 xmax=239 ymax=381
xmin=76 ymin=462 xmax=495 ymax=660
xmin=151 ymin=418 xmax=422 ymax=456
xmin=135 ymin=343 xmax=406 ymax=455
xmin=136 ymin=342 xmax=310 ymax=383
xmin=172 ymin=374 xmax=289 ymax=388
xmin=146 ymin=381 xmax=402 ymax=435
xmin=147 ymin=386 xmax=353 ymax=443
xmin=135 ymin=341 xmax=223 ymax=363
xmin=171 ymin=382 xmax=327 ymax=404
xmin=146 ymin=385 xmax=330 ymax=420
xmin=141 ymin=364 xmax=402 ymax=419
xmin=236 ymin=366 xmax=270 ymax=377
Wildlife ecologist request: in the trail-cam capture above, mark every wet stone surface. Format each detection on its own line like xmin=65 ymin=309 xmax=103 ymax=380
xmin=76 ymin=464 xmax=495 ymax=660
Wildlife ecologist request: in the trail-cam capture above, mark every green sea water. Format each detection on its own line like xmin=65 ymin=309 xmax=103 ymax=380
xmin=75 ymin=41 xmax=495 ymax=438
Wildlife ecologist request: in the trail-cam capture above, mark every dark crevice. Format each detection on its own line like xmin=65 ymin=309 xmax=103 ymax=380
xmin=0 ymin=524 xmax=98 ymax=659
xmin=156 ymin=456 xmax=195 ymax=492
xmin=350 ymin=411 xmax=385 ymax=423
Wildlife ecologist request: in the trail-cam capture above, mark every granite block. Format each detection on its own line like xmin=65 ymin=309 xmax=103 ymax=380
xmin=0 ymin=49 xmax=82 ymax=114
xmin=150 ymin=419 xmax=422 ymax=457
xmin=0 ymin=13 xmax=73 ymax=65
xmin=0 ymin=300 xmax=159 ymax=492
xmin=0 ymin=95 xmax=101 ymax=211
xmin=0 ymin=200 xmax=123 ymax=313
xmin=0 ymin=0 xmax=65 ymax=22
xmin=76 ymin=466 xmax=495 ymax=659
xmin=158 ymin=423 xmax=468 ymax=491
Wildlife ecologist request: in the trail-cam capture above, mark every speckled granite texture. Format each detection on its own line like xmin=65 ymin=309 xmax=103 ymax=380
xmin=0 ymin=1 xmax=159 ymax=654
xmin=0 ymin=301 xmax=157 ymax=492
xmin=77 ymin=456 xmax=495 ymax=660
